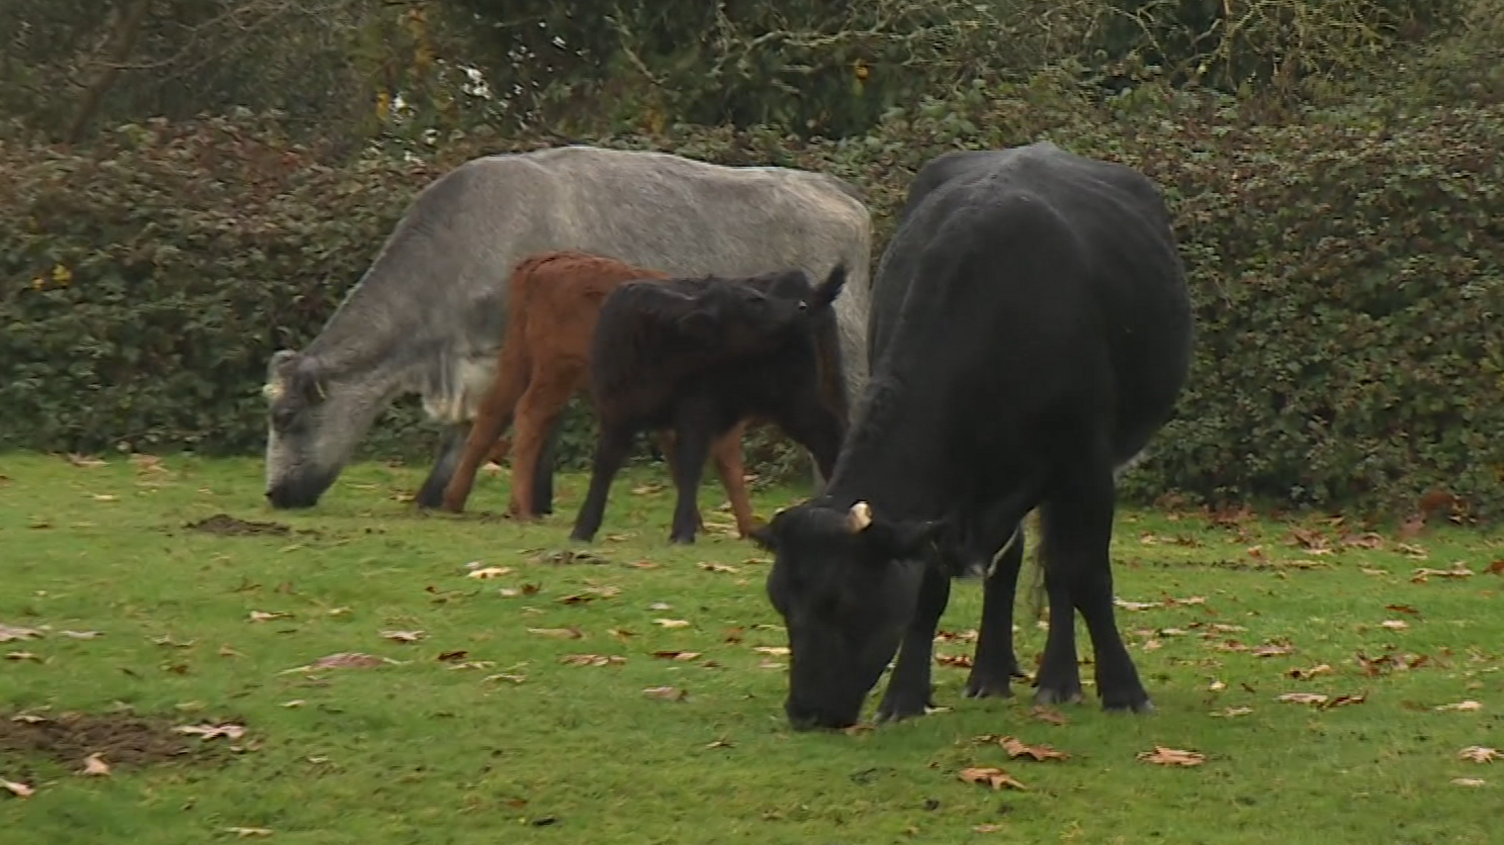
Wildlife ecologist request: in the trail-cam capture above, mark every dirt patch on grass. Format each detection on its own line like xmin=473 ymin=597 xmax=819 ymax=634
xmin=185 ymin=513 xmax=305 ymax=537
xmin=0 ymin=712 xmax=230 ymax=770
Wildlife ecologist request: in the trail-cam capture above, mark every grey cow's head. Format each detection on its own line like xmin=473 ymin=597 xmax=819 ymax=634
xmin=262 ymin=349 xmax=372 ymax=509
xmin=752 ymin=499 xmax=945 ymax=730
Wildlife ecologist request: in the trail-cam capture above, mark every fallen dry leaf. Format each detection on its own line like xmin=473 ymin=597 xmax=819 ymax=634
xmin=697 ymin=562 xmax=739 ymax=574
xmin=5 ymin=651 xmax=41 ymax=663
xmin=958 ymin=767 xmax=1028 ymax=791
xmin=560 ymin=654 xmax=625 ymax=667
xmin=91 ymin=493 xmax=118 ymax=502
xmin=247 ymin=610 xmax=291 ymax=623
xmin=61 ymin=630 xmax=103 ymax=640
xmin=974 ymin=824 xmax=1006 ymax=833
xmin=753 ymin=646 xmax=790 ymax=656
xmin=936 ymin=653 xmax=974 ymax=668
xmin=484 ymin=673 xmax=527 ymax=684
xmin=1435 ymin=700 xmax=1484 ymax=712
xmin=380 ymin=630 xmax=426 ymax=643
xmin=704 ymin=739 xmax=734 ymax=749
xmin=643 ymin=685 xmax=688 ymax=701
xmin=1211 ymin=707 xmax=1254 ymax=718
xmin=1323 ymin=693 xmax=1367 ymax=709
xmin=1380 ymin=619 xmax=1410 ymax=631
xmin=526 ymin=627 xmax=584 ymax=639
xmin=998 ymin=736 xmax=1070 ymax=762
xmin=1031 ymin=706 xmax=1068 ymax=726
xmin=1385 ymin=603 xmax=1421 ymax=616
xmin=281 ymin=700 xmax=305 ymax=708
xmin=1252 ymin=642 xmax=1296 ymax=658
xmin=1287 ymin=664 xmax=1333 ymax=680
xmin=1458 ymin=746 xmax=1499 ymax=763
xmin=757 ymin=659 xmax=785 ymax=670
xmin=1114 ymin=598 xmax=1161 ymax=611
xmin=175 ymin=723 xmax=247 ymax=741
xmin=1136 ymin=746 xmax=1205 ymax=767
xmin=297 ymin=652 xmax=393 ymax=671
xmin=224 ymin=828 xmax=274 ymax=838
xmin=1451 ymin=778 xmax=1487 ymax=788
xmin=1485 ymin=560 xmax=1504 ymax=576
xmin=466 ymin=567 xmax=514 ymax=579
xmin=436 ymin=650 xmax=469 ymax=662
xmin=1411 ymin=562 xmax=1474 ymax=583
xmin=2 ymin=779 xmax=35 ymax=798
xmin=653 ymin=618 xmax=691 ymax=629
xmin=0 ymin=624 xmax=42 ymax=643
xmin=1277 ymin=692 xmax=1330 ymax=705
xmin=651 ymin=650 xmax=703 ymax=662
xmin=80 ymin=753 xmax=111 ymax=776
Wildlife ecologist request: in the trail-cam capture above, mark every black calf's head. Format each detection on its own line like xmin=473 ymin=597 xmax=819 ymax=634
xmin=752 ymin=499 xmax=944 ymax=730
xmin=679 ymin=263 xmax=848 ymax=355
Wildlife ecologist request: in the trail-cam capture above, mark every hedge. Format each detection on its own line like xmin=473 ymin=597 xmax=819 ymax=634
xmin=3 ymin=80 xmax=1502 ymax=520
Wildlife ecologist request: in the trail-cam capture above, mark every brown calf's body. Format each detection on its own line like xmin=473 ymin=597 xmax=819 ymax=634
xmin=440 ymin=251 xmax=757 ymax=536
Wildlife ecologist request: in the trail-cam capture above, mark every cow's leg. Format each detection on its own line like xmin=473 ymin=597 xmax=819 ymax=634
xmin=1032 ymin=540 xmax=1084 ymax=706
xmin=507 ymin=374 xmax=575 ymax=520
xmin=665 ymin=412 xmax=715 ymax=545
xmin=709 ymin=421 xmax=755 ymax=538
xmin=569 ymin=422 xmax=635 ymax=543
xmin=875 ymin=564 xmax=952 ymax=722
xmin=530 ymin=416 xmax=560 ymax=516
xmin=965 ymin=523 xmax=1028 ymax=698
xmin=415 ymin=424 xmax=470 ymax=510
xmin=655 ymin=430 xmax=704 ymax=531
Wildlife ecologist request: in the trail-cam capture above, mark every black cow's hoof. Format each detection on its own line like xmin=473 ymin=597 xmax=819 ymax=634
xmin=568 ymin=530 xmax=594 ymax=544
xmin=1033 ymin=684 xmax=1085 ymax=707
xmin=668 ymin=533 xmax=697 ymax=545
xmin=963 ymin=674 xmax=1015 ymax=699
xmin=875 ymin=693 xmax=935 ymax=723
xmin=1102 ymin=692 xmax=1155 ymax=714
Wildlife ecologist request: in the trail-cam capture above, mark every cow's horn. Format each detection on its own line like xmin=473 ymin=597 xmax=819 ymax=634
xmin=848 ymin=501 xmax=873 ymax=532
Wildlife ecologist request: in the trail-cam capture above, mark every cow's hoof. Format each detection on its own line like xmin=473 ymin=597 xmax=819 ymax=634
xmin=668 ymin=533 xmax=697 ymax=545
xmin=963 ymin=673 xmax=1016 ymax=699
xmin=1033 ymin=684 xmax=1084 ymax=707
xmin=568 ymin=530 xmax=594 ymax=544
xmin=1102 ymin=691 xmax=1155 ymax=714
xmin=875 ymin=692 xmax=934 ymax=723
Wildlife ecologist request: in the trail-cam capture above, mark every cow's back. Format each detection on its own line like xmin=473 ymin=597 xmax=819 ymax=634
xmin=867 ymin=143 xmax=1191 ymax=465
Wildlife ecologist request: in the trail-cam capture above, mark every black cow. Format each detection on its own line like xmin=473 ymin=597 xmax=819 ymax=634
xmin=750 ymin=143 xmax=1194 ymax=730
xmin=570 ymin=265 xmax=850 ymax=545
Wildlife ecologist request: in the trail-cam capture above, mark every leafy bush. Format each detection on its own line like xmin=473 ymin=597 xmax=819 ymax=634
xmin=4 ymin=78 xmax=1502 ymax=520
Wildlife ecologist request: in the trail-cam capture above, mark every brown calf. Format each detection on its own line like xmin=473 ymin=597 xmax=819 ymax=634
xmin=440 ymin=251 xmax=757 ymax=535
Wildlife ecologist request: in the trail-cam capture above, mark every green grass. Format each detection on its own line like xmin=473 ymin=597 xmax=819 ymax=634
xmin=1 ymin=452 xmax=1501 ymax=845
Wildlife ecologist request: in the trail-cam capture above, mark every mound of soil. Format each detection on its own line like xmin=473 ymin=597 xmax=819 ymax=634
xmin=185 ymin=513 xmax=291 ymax=537
xmin=0 ymin=712 xmax=226 ymax=770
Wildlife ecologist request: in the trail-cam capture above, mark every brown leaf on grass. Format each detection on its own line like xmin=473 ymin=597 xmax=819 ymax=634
xmin=436 ymin=650 xmax=469 ymax=662
xmin=1385 ymin=603 xmax=1421 ymax=616
xmin=753 ymin=646 xmax=790 ymax=656
xmin=2 ymin=779 xmax=35 ymax=798
xmin=936 ymin=654 xmax=974 ymax=668
xmin=526 ymin=627 xmax=584 ymax=639
xmin=1031 ymin=706 xmax=1068 ymax=726
xmin=653 ymin=618 xmax=691 ymax=629
xmin=1114 ymin=598 xmax=1161 ymax=611
xmin=998 ymin=736 xmax=1070 ymax=762
xmin=91 ymin=493 xmax=119 ymax=502
xmin=1211 ymin=707 xmax=1254 ymax=718
xmin=1411 ymin=562 xmax=1473 ymax=583
xmin=1287 ymin=664 xmax=1333 ymax=680
xmin=1380 ymin=619 xmax=1410 ymax=631
xmin=1342 ymin=532 xmax=1386 ymax=549
xmin=290 ymin=652 xmax=395 ymax=672
xmin=466 ymin=567 xmax=514 ymax=579
xmin=1251 ymin=642 xmax=1296 ymax=658
xmin=1485 ymin=560 xmax=1504 ymax=576
xmin=5 ymin=651 xmax=41 ymax=662
xmin=560 ymin=654 xmax=625 ymax=667
xmin=484 ymin=673 xmax=527 ymax=684
xmin=934 ymin=629 xmax=979 ymax=643
xmin=1277 ymin=692 xmax=1330 ymax=705
xmin=958 ymin=767 xmax=1028 ymax=791
xmin=0 ymin=624 xmax=43 ymax=642
xmin=130 ymin=453 xmax=166 ymax=473
xmin=1435 ymin=700 xmax=1483 ymax=712
xmin=651 ymin=650 xmax=703 ymax=662
xmin=697 ymin=562 xmax=739 ymax=574
xmin=66 ymin=453 xmax=107 ymax=468
xmin=1459 ymin=747 xmax=1499 ymax=763
xmin=608 ymin=628 xmax=637 ymax=641
xmin=175 ymin=723 xmax=247 ymax=741
xmin=1136 ymin=746 xmax=1205 ymax=767
xmin=80 ymin=753 xmax=111 ymax=777
xmin=61 ymin=630 xmax=104 ymax=640
xmin=1451 ymin=778 xmax=1487 ymax=787
xmin=704 ymin=739 xmax=735 ymax=750
xmin=723 ymin=627 xmax=745 ymax=644
xmin=247 ymin=610 xmax=291 ymax=623
xmin=224 ymin=828 xmax=274 ymax=838
xmin=380 ymin=630 xmax=426 ymax=643
xmin=643 ymin=685 xmax=688 ymax=701
xmin=973 ymin=823 xmax=1007 ymax=833
xmin=1323 ymin=693 xmax=1367 ymax=709
xmin=757 ymin=659 xmax=785 ymax=670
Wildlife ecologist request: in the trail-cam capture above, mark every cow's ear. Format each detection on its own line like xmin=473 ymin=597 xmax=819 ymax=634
xmin=291 ymin=356 xmax=328 ymax=402
xmin=869 ymin=517 xmax=947 ymax=562
xmin=748 ymin=521 xmax=777 ymax=552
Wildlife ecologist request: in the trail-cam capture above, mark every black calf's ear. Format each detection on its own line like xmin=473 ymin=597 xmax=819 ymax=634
xmin=810 ymin=263 xmax=848 ymax=311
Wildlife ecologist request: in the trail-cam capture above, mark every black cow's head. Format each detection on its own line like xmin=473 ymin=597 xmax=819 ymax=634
xmin=752 ymin=498 xmax=945 ymax=730
xmin=678 ymin=263 xmax=847 ymax=355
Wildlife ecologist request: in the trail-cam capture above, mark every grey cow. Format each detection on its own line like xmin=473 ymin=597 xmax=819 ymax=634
xmin=262 ymin=145 xmax=874 ymax=511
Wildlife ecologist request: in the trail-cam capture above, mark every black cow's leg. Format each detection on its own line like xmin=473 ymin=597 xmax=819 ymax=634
xmin=965 ymin=524 xmax=1027 ymax=698
xmin=666 ymin=417 xmax=714 ymax=545
xmin=529 ymin=417 xmax=560 ymax=516
xmin=568 ymin=424 xmax=635 ymax=543
xmin=1032 ymin=545 xmax=1083 ymax=706
xmin=414 ymin=423 xmax=469 ymax=509
xmin=875 ymin=564 xmax=952 ymax=722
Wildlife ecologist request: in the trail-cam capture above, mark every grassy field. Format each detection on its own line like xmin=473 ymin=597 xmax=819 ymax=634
xmin=1 ymin=452 xmax=1500 ymax=845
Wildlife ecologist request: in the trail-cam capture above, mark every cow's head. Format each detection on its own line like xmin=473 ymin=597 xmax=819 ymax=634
xmin=752 ymin=498 xmax=945 ymax=730
xmin=679 ymin=263 xmax=848 ymax=355
xmin=261 ymin=349 xmax=368 ymax=509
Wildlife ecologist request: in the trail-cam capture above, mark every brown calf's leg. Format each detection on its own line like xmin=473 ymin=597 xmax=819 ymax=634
xmin=507 ymin=368 xmax=582 ymax=520
xmin=709 ymin=421 xmax=755 ymax=538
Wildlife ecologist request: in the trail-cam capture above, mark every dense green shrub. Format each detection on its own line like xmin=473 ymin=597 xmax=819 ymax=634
xmin=3 ymin=78 xmax=1502 ymax=519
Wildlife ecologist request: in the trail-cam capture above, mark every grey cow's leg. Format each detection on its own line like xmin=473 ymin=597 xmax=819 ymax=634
xmin=964 ymin=524 xmax=1028 ymax=698
xmin=414 ymin=424 xmax=470 ymax=509
xmin=875 ymin=564 xmax=952 ymax=722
